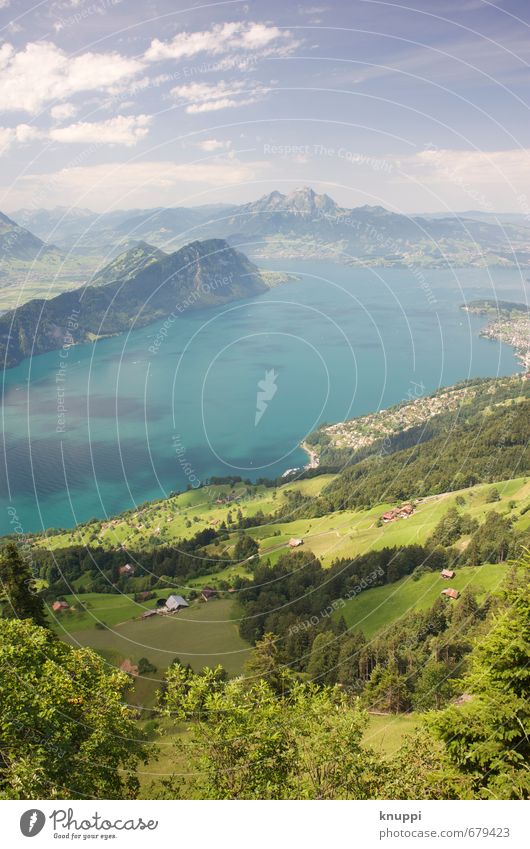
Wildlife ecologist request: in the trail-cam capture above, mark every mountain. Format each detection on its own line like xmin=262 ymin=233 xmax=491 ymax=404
xmin=0 ymin=239 xmax=269 ymax=369
xmin=0 ymin=211 xmax=58 ymax=261
xmin=89 ymin=242 xmax=168 ymax=286
xmin=10 ymin=188 xmax=530 ymax=266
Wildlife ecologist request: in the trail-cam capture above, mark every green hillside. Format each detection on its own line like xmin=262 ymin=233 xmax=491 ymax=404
xmin=336 ymin=562 xmax=508 ymax=639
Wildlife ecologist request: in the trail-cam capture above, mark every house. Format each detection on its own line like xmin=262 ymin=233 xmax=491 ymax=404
xmin=381 ymin=511 xmax=395 ymax=523
xmin=288 ymin=538 xmax=304 ymax=548
xmin=201 ymin=587 xmax=216 ymax=602
xmin=52 ymin=600 xmax=69 ymax=612
xmin=441 ymin=569 xmax=455 ymax=579
xmin=165 ymin=594 xmax=189 ymax=612
xmin=400 ymin=503 xmax=414 ymax=515
xmin=120 ymin=659 xmax=139 ymax=676
xmin=142 ymin=609 xmax=158 ymax=619
xmin=119 ymin=563 xmax=135 ymax=577
xmin=441 ymin=588 xmax=460 ymax=600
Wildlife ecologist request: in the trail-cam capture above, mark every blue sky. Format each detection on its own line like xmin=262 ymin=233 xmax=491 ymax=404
xmin=0 ymin=0 xmax=529 ymax=213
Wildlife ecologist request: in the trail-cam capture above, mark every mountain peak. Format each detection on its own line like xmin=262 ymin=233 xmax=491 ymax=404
xmin=249 ymin=187 xmax=340 ymax=216
xmin=285 ymin=186 xmax=339 ymax=215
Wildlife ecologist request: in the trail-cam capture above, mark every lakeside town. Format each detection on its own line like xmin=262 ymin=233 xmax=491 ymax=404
xmin=461 ymin=300 xmax=530 ymax=371
xmin=309 ymin=382 xmax=479 ymax=457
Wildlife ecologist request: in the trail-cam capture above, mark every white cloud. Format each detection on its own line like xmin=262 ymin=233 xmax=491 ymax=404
xmin=171 ymin=80 xmax=269 ymax=113
xmin=0 ymin=123 xmax=42 ymax=154
xmin=9 ymin=158 xmax=267 ymax=209
xmin=0 ymin=41 xmax=144 ymax=113
xmin=406 ymin=148 xmax=530 ymax=186
xmin=0 ymin=115 xmax=150 ymax=156
xmin=50 ymin=102 xmax=78 ymax=122
xmin=145 ymin=21 xmax=300 ymax=62
xmin=49 ymin=114 xmax=151 ymax=146
xmin=196 ymin=139 xmax=232 ymax=152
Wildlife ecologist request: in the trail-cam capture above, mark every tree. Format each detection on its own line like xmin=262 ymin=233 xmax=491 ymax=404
xmin=337 ymin=631 xmax=366 ymax=690
xmin=244 ymin=632 xmax=293 ymax=693
xmin=0 ymin=543 xmax=46 ymax=627
xmin=465 ymin=511 xmax=516 ymax=566
xmin=234 ymin=533 xmax=259 ymax=561
xmin=363 ymin=657 xmax=410 ymax=713
xmin=412 ymin=661 xmax=454 ymax=711
xmin=159 ymin=669 xmax=385 ymax=800
xmin=306 ymin=631 xmax=339 ymax=685
xmin=0 ymin=619 xmax=147 ymax=799
xmin=429 ymin=560 xmax=530 ymax=798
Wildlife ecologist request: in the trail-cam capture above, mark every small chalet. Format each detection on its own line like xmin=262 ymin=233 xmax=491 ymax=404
xmin=381 ymin=511 xmax=395 ymax=523
xmin=288 ymin=538 xmax=304 ymax=548
xmin=201 ymin=587 xmax=216 ymax=602
xmin=441 ymin=569 xmax=455 ymax=579
xmin=165 ymin=594 xmax=189 ymax=613
xmin=441 ymin=588 xmax=460 ymax=600
xmin=119 ymin=563 xmax=135 ymax=577
xmin=52 ymin=600 xmax=69 ymax=612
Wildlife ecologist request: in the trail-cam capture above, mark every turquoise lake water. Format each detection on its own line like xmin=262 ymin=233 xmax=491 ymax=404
xmin=1 ymin=260 xmax=527 ymax=535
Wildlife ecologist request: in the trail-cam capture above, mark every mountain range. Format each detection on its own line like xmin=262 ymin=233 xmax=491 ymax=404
xmin=10 ymin=187 xmax=530 ymax=267
xmin=0 ymin=239 xmax=271 ymax=369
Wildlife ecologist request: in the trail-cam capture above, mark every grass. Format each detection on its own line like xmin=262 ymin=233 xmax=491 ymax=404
xmin=364 ymin=713 xmax=420 ymax=757
xmin=59 ymin=597 xmax=250 ymax=685
xmin=335 ymin=562 xmax=508 ymax=639
xmin=34 ymin=477 xmax=337 ymax=553
xmin=255 ymin=476 xmax=530 ymax=567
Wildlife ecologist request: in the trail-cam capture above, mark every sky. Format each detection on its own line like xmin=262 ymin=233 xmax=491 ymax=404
xmin=0 ymin=0 xmax=529 ymax=214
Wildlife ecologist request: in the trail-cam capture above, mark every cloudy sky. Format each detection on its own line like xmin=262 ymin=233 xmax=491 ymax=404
xmin=0 ymin=0 xmax=529 ymax=213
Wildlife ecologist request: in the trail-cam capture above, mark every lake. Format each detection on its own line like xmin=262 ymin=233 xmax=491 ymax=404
xmin=1 ymin=261 xmax=527 ymax=535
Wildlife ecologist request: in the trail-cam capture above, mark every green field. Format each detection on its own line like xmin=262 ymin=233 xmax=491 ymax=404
xmin=255 ymin=476 xmax=530 ymax=567
xmin=34 ymin=476 xmax=337 ymax=552
xmin=59 ymin=597 xmax=250 ymax=685
xmin=35 ymin=476 xmax=530 ymax=581
xmin=336 ymin=562 xmax=508 ymax=639
xmin=363 ymin=713 xmax=420 ymax=756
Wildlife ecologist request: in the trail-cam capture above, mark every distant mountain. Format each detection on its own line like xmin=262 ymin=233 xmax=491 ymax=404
xmin=0 ymin=239 xmax=269 ymax=369
xmin=10 ymin=188 xmax=530 ymax=267
xmin=0 ymin=211 xmax=58 ymax=261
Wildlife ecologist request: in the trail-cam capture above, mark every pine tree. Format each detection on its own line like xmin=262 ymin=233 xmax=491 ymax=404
xmin=0 ymin=543 xmax=47 ymax=627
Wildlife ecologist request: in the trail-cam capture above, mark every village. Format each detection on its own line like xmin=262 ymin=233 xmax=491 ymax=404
xmin=314 ymin=383 xmax=478 ymax=456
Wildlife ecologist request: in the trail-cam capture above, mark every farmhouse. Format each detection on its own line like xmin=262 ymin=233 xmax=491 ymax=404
xmin=288 ymin=538 xmax=304 ymax=548
xmin=52 ymin=600 xmax=69 ymax=612
xmin=119 ymin=563 xmax=135 ymax=577
xmin=165 ymin=594 xmax=189 ymax=613
xmin=381 ymin=503 xmax=416 ymax=523
xmin=441 ymin=569 xmax=455 ymax=579
xmin=441 ymin=588 xmax=460 ymax=600
xmin=201 ymin=587 xmax=216 ymax=602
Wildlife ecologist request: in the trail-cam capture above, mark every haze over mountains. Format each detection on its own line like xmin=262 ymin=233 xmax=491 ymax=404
xmin=10 ymin=187 xmax=530 ymax=268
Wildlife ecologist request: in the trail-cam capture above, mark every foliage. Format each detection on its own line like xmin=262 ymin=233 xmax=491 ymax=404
xmin=159 ymin=666 xmax=384 ymax=799
xmin=428 ymin=561 xmax=530 ymax=799
xmin=0 ymin=619 xmax=147 ymax=799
